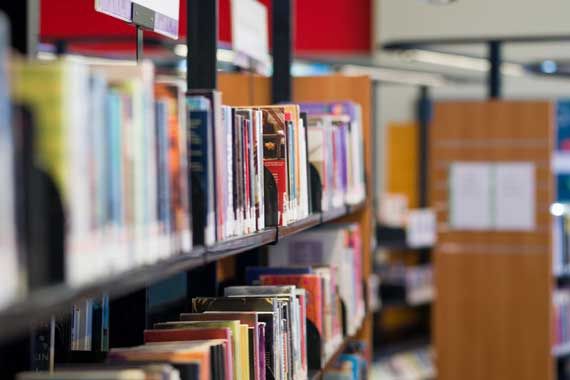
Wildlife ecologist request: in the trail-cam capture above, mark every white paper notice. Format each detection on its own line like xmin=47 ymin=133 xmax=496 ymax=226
xmin=449 ymin=162 xmax=493 ymax=229
xmin=406 ymin=208 xmax=437 ymax=248
xmin=231 ymin=0 xmax=270 ymax=67
xmin=494 ymin=162 xmax=535 ymax=230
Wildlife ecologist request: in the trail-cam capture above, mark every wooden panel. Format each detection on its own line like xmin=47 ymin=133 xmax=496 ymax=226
xmin=251 ymin=75 xmax=272 ymax=105
xmin=430 ymin=101 xmax=554 ymax=380
xmin=386 ymin=121 xmax=419 ymax=209
xmin=219 ymin=72 xmax=254 ymax=106
xmin=293 ymin=75 xmax=374 ymax=354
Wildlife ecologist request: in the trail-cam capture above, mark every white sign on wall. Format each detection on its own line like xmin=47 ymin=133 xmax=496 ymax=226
xmin=231 ymin=0 xmax=270 ymax=71
xmin=449 ymin=161 xmax=536 ymax=231
xmin=95 ymin=0 xmax=180 ymax=39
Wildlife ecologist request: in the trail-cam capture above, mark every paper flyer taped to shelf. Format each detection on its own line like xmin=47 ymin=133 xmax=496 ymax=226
xmin=494 ymin=162 xmax=535 ymax=230
xmin=449 ymin=162 xmax=493 ymax=229
xmin=449 ymin=161 xmax=535 ymax=231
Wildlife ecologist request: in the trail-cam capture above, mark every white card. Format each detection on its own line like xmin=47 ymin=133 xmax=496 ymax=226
xmin=449 ymin=162 xmax=493 ymax=230
xmin=494 ymin=162 xmax=535 ymax=230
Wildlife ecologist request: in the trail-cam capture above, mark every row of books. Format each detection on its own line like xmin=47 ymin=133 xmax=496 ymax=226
xmin=1 ymin=53 xmax=366 ymax=303
xmin=371 ymin=347 xmax=434 ymax=380
xmin=553 ymin=288 xmax=570 ymax=349
xmin=18 ymin=225 xmax=366 ymax=380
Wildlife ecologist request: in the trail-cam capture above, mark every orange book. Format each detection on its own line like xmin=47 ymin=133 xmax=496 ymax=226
xmin=109 ymin=341 xmax=215 ymax=380
xmin=144 ymin=328 xmax=233 ymax=380
xmin=259 ymin=274 xmax=323 ymax=336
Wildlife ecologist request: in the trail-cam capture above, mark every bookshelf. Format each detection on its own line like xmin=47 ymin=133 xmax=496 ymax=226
xmin=0 ymin=201 xmax=367 ymax=343
xmin=429 ymin=101 xmax=553 ymax=380
xmin=0 ymin=1 xmax=376 ymax=379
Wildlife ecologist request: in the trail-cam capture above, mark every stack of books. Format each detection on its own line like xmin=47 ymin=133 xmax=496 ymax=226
xmin=267 ymin=223 xmax=366 ymax=341
xmin=18 ymin=224 xmax=366 ymax=380
xmin=2 ymin=56 xmax=366 ymax=294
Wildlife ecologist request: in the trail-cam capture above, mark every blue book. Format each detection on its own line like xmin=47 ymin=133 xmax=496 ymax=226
xmin=187 ymin=96 xmax=214 ymax=246
xmin=155 ymin=101 xmax=171 ymax=233
xmin=245 ymin=266 xmax=313 ymax=285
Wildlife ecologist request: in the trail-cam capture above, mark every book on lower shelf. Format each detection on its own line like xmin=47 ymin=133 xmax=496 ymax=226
xmin=19 ymin=221 xmax=367 ymax=380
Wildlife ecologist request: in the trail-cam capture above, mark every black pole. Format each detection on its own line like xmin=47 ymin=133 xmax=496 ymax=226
xmin=272 ymin=0 xmax=293 ymax=103
xmin=417 ymin=86 xmax=431 ymax=208
xmin=187 ymin=0 xmax=218 ymax=90
xmin=0 ymin=0 xmax=39 ymax=58
xmin=488 ymin=40 xmax=502 ymax=99
xmin=136 ymin=27 xmax=143 ymax=62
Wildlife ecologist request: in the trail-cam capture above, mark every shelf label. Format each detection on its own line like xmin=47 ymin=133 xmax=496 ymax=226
xmin=406 ymin=209 xmax=436 ymax=248
xmin=95 ymin=0 xmax=180 ymax=39
xmin=231 ymin=0 xmax=270 ymax=72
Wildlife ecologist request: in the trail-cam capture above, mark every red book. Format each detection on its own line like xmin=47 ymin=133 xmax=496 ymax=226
xmin=260 ymin=108 xmax=289 ymax=225
xmin=259 ymin=274 xmax=323 ymax=336
xmin=144 ymin=327 xmax=233 ymax=380
xmin=243 ymin=119 xmax=251 ymax=228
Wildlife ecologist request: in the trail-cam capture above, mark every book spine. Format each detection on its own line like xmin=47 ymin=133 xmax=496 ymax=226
xmin=188 ymin=105 xmax=210 ymax=246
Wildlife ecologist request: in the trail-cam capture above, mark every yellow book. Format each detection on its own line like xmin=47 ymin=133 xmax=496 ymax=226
xmin=239 ymin=324 xmax=250 ymax=380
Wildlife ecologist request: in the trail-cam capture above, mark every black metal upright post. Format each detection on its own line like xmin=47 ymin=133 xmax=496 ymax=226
xmin=488 ymin=40 xmax=502 ymax=99
xmin=135 ymin=27 xmax=143 ymax=62
xmin=272 ymin=0 xmax=293 ymax=103
xmin=185 ymin=0 xmax=219 ymax=304
xmin=417 ymin=86 xmax=431 ymax=208
xmin=417 ymin=86 xmax=432 ymax=262
xmin=187 ymin=0 xmax=218 ymax=90
xmin=0 ymin=0 xmax=39 ymax=58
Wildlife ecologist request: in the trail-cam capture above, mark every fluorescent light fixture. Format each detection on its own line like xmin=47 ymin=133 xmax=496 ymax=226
xmin=340 ymin=64 xmax=448 ymax=87
xmin=400 ymin=49 xmax=525 ymax=76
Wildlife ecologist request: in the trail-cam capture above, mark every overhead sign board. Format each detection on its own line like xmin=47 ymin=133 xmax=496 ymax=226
xmin=231 ymin=0 xmax=270 ymax=73
xmin=95 ymin=0 xmax=180 ymax=39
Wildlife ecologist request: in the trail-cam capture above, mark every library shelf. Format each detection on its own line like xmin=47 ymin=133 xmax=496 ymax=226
xmin=278 ymin=214 xmax=322 ymax=240
xmin=0 ymin=203 xmax=367 ymax=343
xmin=346 ymin=201 xmax=366 ymax=216
xmin=553 ymin=342 xmax=570 ymax=358
xmin=376 ymin=225 xmax=434 ymax=251
xmin=0 ymin=246 xmax=207 ymax=343
xmin=322 ymin=206 xmax=349 ymax=223
xmin=205 ymin=229 xmax=278 ymax=262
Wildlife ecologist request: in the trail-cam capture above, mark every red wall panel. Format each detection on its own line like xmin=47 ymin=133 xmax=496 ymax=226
xmin=40 ymin=0 xmax=370 ymax=54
